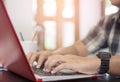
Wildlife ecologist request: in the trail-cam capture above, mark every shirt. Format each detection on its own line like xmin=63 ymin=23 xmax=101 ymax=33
xmin=82 ymin=10 xmax=120 ymax=55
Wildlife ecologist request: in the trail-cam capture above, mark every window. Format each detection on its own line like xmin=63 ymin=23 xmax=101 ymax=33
xmin=105 ymin=0 xmax=119 ymax=15
xmin=34 ymin=0 xmax=79 ymax=50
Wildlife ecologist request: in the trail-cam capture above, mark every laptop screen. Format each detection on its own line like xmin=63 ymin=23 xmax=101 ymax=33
xmin=0 ymin=0 xmax=36 ymax=82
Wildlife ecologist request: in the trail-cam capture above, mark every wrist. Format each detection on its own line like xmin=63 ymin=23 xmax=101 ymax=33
xmin=91 ymin=57 xmax=101 ymax=74
xmin=80 ymin=57 xmax=101 ymax=74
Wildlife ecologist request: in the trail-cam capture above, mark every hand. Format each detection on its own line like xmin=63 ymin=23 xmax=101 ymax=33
xmin=44 ymin=55 xmax=101 ymax=74
xmin=27 ymin=51 xmax=52 ymax=68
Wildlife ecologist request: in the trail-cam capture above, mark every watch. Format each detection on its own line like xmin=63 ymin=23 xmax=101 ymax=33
xmin=96 ymin=52 xmax=111 ymax=74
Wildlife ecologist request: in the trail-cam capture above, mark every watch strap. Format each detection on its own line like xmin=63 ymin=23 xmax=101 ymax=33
xmin=97 ymin=52 xmax=111 ymax=74
xmin=99 ymin=59 xmax=110 ymax=74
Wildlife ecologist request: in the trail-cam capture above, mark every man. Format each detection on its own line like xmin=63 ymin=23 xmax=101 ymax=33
xmin=27 ymin=0 xmax=120 ymax=75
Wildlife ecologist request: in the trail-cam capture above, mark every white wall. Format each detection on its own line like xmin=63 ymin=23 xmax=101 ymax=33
xmin=79 ymin=0 xmax=102 ymax=39
xmin=4 ymin=0 xmax=33 ymax=41
xmin=3 ymin=0 xmax=102 ymax=40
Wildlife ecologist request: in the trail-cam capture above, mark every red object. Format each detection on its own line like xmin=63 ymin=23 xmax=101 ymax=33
xmin=0 ymin=0 xmax=37 ymax=82
xmin=37 ymin=79 xmax=42 ymax=82
xmin=92 ymin=75 xmax=98 ymax=80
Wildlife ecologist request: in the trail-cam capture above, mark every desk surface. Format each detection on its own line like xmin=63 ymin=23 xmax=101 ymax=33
xmin=0 ymin=71 xmax=31 ymax=82
xmin=0 ymin=71 xmax=120 ymax=82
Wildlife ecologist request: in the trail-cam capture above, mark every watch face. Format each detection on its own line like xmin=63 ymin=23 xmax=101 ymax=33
xmin=97 ymin=52 xmax=111 ymax=59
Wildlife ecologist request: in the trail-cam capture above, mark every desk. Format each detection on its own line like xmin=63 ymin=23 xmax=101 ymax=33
xmin=0 ymin=71 xmax=120 ymax=82
xmin=0 ymin=71 xmax=31 ymax=82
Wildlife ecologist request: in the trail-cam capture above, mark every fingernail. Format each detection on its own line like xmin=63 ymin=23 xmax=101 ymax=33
xmin=36 ymin=65 xmax=40 ymax=68
xmin=43 ymin=68 xmax=46 ymax=71
xmin=44 ymin=68 xmax=50 ymax=72
xmin=51 ymin=71 xmax=55 ymax=74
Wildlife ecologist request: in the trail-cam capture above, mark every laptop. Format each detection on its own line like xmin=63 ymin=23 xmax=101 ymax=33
xmin=0 ymin=0 xmax=103 ymax=82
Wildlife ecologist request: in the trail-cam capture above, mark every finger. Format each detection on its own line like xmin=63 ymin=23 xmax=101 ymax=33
xmin=36 ymin=54 xmax=48 ymax=68
xmin=44 ymin=58 xmax=60 ymax=72
xmin=26 ymin=52 xmax=33 ymax=60
xmin=44 ymin=55 xmax=64 ymax=71
xmin=36 ymin=51 xmax=52 ymax=68
xmin=51 ymin=63 xmax=68 ymax=74
xmin=29 ymin=53 xmax=38 ymax=66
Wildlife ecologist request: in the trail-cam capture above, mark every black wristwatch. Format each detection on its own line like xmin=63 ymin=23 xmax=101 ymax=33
xmin=96 ymin=52 xmax=111 ymax=74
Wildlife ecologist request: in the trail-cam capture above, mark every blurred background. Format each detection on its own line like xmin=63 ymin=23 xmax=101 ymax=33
xmin=3 ymin=0 xmax=119 ymax=51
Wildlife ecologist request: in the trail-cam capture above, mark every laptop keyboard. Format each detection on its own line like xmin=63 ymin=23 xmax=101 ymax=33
xmin=32 ymin=66 xmax=63 ymax=76
xmin=32 ymin=66 xmax=78 ymax=76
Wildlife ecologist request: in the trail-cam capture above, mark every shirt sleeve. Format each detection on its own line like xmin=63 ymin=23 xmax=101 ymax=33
xmin=82 ymin=17 xmax=108 ymax=53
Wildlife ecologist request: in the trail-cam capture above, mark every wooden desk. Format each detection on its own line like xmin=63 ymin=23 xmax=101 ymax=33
xmin=0 ymin=71 xmax=120 ymax=82
xmin=0 ymin=71 xmax=31 ymax=82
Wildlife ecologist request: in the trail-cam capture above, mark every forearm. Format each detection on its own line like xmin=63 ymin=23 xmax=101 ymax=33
xmin=91 ymin=55 xmax=120 ymax=75
xmin=109 ymin=55 xmax=120 ymax=75
xmin=74 ymin=41 xmax=90 ymax=56
xmin=53 ymin=41 xmax=89 ymax=56
xmin=53 ymin=45 xmax=79 ymax=55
